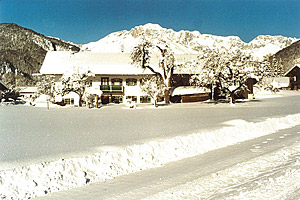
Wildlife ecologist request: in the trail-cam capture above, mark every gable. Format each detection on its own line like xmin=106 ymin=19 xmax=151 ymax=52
xmin=285 ymin=65 xmax=300 ymax=77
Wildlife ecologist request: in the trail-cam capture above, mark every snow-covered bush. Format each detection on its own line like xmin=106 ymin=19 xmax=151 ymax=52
xmin=1 ymin=87 xmax=20 ymax=103
xmin=35 ymin=75 xmax=56 ymax=103
xmin=255 ymin=56 xmax=284 ymax=92
xmin=140 ymin=76 xmax=166 ymax=107
xmin=84 ymin=87 xmax=102 ymax=108
xmin=60 ymin=69 xmax=94 ymax=107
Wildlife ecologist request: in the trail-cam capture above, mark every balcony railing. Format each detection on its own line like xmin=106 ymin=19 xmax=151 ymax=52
xmin=100 ymin=85 xmax=124 ymax=93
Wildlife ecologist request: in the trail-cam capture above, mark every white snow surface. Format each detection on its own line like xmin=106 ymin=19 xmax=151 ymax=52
xmin=143 ymin=137 xmax=300 ymax=200
xmin=1 ymin=113 xmax=300 ymax=199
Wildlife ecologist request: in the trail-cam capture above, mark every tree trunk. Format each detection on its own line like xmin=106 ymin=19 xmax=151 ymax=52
xmin=154 ymin=99 xmax=158 ymax=107
xmin=164 ymin=88 xmax=170 ymax=104
xmin=229 ymin=92 xmax=235 ymax=104
xmin=211 ymin=84 xmax=215 ymax=101
xmin=79 ymin=94 xmax=82 ymax=107
xmin=95 ymin=95 xmax=99 ymax=108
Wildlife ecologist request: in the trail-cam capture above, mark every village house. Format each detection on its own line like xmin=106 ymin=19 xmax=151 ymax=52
xmin=40 ymin=51 xmax=198 ymax=106
xmin=40 ymin=51 xmax=300 ymax=106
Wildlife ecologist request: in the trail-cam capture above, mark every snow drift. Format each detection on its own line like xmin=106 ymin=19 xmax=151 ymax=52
xmin=1 ymin=113 xmax=300 ymax=199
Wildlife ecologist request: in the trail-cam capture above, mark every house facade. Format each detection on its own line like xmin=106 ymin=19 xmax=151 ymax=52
xmin=40 ymin=51 xmax=197 ymax=106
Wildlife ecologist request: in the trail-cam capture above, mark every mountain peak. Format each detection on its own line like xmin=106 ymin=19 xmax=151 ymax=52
xmin=139 ymin=23 xmax=163 ymax=30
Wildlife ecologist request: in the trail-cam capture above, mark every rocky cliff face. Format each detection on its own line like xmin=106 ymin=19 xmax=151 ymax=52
xmin=274 ymin=40 xmax=300 ymax=73
xmin=82 ymin=23 xmax=298 ymax=61
xmin=0 ymin=23 xmax=80 ymax=87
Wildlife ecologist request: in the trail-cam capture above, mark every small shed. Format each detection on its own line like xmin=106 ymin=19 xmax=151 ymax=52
xmin=263 ymin=77 xmax=291 ymax=89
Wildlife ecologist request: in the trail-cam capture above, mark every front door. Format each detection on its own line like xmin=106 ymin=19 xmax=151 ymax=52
xmin=101 ymin=95 xmax=109 ymax=104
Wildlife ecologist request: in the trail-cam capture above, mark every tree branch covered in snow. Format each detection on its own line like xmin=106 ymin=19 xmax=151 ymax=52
xmin=256 ymin=55 xmax=285 ymax=92
xmin=190 ymin=48 xmax=277 ymax=103
xmin=131 ymin=39 xmax=176 ymax=104
xmin=35 ymin=75 xmax=56 ymax=102
xmin=60 ymin=69 xmax=94 ymax=107
xmin=140 ymin=76 xmax=166 ymax=107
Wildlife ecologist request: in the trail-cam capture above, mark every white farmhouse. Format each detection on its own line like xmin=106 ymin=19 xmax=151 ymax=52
xmin=40 ymin=51 xmax=197 ymax=106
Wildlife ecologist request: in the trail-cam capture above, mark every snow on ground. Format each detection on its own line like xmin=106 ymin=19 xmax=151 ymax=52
xmin=1 ymin=113 xmax=300 ymax=199
xmin=1 ymin=90 xmax=300 ymax=199
xmin=142 ymin=135 xmax=300 ymax=200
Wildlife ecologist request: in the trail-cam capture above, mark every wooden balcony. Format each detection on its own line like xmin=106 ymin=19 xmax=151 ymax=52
xmin=100 ymin=85 xmax=124 ymax=93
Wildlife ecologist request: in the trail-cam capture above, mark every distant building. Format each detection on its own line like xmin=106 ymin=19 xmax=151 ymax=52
xmin=285 ymin=65 xmax=300 ymax=90
xmin=18 ymin=87 xmax=38 ymax=99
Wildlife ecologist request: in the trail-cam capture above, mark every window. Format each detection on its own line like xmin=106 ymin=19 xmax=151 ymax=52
xmin=101 ymin=77 xmax=109 ymax=85
xmin=111 ymin=78 xmax=123 ymax=85
xmin=111 ymin=95 xmax=123 ymax=103
xmin=126 ymin=78 xmax=137 ymax=86
xmin=63 ymin=98 xmax=74 ymax=105
xmin=140 ymin=96 xmax=151 ymax=103
xmin=126 ymin=96 xmax=137 ymax=103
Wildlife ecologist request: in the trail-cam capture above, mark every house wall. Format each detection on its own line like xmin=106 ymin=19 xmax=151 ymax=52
xmin=53 ymin=74 xmax=154 ymax=105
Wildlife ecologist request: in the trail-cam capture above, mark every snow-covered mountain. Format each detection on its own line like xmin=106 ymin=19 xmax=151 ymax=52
xmin=82 ymin=23 xmax=298 ymax=60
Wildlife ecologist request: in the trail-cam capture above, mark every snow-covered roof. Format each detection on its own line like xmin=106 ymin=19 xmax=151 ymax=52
xmin=40 ymin=51 xmax=197 ymax=75
xmin=18 ymin=87 xmax=38 ymax=93
xmin=284 ymin=65 xmax=300 ymax=76
xmin=171 ymin=86 xmax=210 ymax=96
xmin=263 ymin=77 xmax=290 ymax=88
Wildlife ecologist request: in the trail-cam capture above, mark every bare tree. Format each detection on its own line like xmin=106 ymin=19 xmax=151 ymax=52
xmin=131 ymin=39 xmax=176 ymax=104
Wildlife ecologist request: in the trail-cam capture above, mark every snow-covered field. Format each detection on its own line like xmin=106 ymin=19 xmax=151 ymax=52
xmin=1 ymin=90 xmax=300 ymax=199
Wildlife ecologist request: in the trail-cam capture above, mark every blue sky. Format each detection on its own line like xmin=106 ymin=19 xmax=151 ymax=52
xmin=1 ymin=0 xmax=299 ymax=44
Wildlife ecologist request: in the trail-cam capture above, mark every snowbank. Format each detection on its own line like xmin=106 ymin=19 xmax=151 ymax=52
xmin=143 ymin=134 xmax=300 ymax=200
xmin=1 ymin=113 xmax=300 ymax=199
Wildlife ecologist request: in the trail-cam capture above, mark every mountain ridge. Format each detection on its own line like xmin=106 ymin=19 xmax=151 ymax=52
xmin=0 ymin=23 xmax=80 ymax=87
xmin=83 ymin=23 xmax=298 ymax=61
xmin=274 ymin=40 xmax=300 ymax=73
